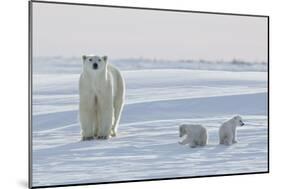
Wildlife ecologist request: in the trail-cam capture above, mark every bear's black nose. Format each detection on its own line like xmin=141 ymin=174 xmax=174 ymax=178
xmin=93 ymin=63 xmax=98 ymax=70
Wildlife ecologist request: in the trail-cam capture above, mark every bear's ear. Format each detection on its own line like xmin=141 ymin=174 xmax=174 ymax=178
xmin=102 ymin=56 xmax=108 ymax=62
xmin=82 ymin=55 xmax=87 ymax=61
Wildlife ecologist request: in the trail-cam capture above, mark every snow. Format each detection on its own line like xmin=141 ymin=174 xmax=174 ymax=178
xmin=32 ymin=57 xmax=268 ymax=187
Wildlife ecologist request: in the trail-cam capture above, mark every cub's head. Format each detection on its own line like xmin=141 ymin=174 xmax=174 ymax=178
xmin=233 ymin=115 xmax=245 ymax=127
xmin=179 ymin=124 xmax=188 ymax=137
xmin=82 ymin=55 xmax=108 ymax=73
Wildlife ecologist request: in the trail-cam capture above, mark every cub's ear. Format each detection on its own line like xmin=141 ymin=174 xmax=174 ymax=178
xmin=82 ymin=55 xmax=87 ymax=61
xmin=179 ymin=124 xmax=184 ymax=131
xmin=102 ymin=56 xmax=108 ymax=62
xmin=234 ymin=115 xmax=240 ymax=120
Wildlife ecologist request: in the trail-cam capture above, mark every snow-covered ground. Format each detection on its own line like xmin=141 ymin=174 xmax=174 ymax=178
xmin=32 ymin=58 xmax=268 ymax=187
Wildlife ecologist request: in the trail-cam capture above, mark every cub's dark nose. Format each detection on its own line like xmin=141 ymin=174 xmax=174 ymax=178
xmin=93 ymin=63 xmax=98 ymax=70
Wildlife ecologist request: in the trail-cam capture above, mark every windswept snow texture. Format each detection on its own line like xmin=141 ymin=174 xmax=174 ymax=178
xmin=32 ymin=57 xmax=268 ymax=187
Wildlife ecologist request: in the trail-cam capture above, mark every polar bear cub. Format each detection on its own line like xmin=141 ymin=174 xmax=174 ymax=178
xmin=179 ymin=124 xmax=208 ymax=148
xmin=219 ymin=115 xmax=245 ymax=145
xmin=79 ymin=55 xmax=125 ymax=140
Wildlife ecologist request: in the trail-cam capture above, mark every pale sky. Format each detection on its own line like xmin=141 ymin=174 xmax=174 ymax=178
xmin=32 ymin=2 xmax=268 ymax=62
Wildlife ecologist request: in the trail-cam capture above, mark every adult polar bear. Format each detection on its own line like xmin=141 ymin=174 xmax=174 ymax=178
xmin=79 ymin=55 xmax=125 ymax=140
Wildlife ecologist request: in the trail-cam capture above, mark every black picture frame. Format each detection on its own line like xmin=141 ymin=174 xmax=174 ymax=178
xmin=28 ymin=1 xmax=270 ymax=188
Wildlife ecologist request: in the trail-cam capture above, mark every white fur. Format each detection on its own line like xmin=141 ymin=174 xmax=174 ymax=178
xmin=219 ymin=115 xmax=245 ymax=145
xmin=79 ymin=55 xmax=125 ymax=140
xmin=179 ymin=124 xmax=208 ymax=148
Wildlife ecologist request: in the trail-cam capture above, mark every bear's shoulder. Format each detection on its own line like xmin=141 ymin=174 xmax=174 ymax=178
xmin=108 ymin=64 xmax=121 ymax=74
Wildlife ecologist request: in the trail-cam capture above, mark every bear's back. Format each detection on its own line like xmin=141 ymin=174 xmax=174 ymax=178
xmin=108 ymin=64 xmax=125 ymax=99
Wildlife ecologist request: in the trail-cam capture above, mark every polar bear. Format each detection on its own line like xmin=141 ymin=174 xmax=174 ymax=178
xmin=179 ymin=124 xmax=208 ymax=148
xmin=219 ymin=115 xmax=245 ymax=145
xmin=79 ymin=55 xmax=125 ymax=140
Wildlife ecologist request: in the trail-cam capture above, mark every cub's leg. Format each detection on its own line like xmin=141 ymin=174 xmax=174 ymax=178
xmin=232 ymin=129 xmax=237 ymax=143
xmin=219 ymin=137 xmax=224 ymax=145
xmin=179 ymin=138 xmax=189 ymax=145
xmin=179 ymin=135 xmax=192 ymax=145
xmin=200 ymin=129 xmax=208 ymax=146
xmin=189 ymin=141 xmax=197 ymax=148
xmin=224 ymin=134 xmax=233 ymax=145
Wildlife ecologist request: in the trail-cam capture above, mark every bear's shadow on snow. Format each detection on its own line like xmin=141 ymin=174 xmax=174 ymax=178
xmin=178 ymin=143 xmax=231 ymax=153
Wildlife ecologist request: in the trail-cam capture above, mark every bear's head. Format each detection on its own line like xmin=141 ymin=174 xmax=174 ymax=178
xmin=82 ymin=55 xmax=108 ymax=74
xmin=233 ymin=115 xmax=245 ymax=127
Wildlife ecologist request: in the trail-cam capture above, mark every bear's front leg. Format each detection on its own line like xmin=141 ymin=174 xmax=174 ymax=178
xmin=79 ymin=77 xmax=95 ymax=141
xmin=80 ymin=108 xmax=95 ymax=141
xmin=97 ymin=93 xmax=113 ymax=139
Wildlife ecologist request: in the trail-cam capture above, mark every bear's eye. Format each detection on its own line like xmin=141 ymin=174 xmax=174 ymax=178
xmin=98 ymin=58 xmax=101 ymax=62
xmin=89 ymin=58 xmax=92 ymax=62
